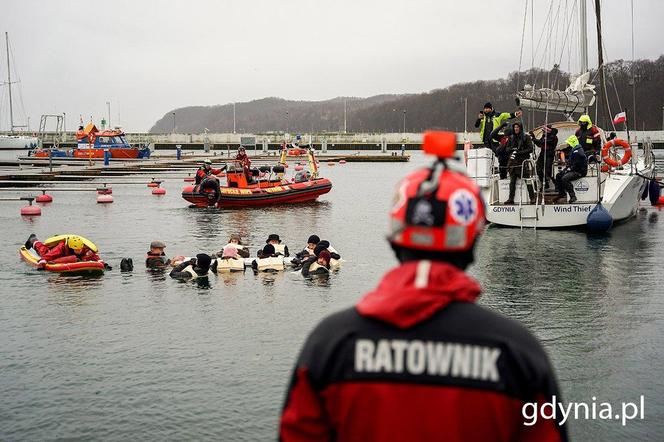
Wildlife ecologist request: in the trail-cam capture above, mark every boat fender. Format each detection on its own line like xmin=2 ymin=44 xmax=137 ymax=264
xmin=586 ymin=203 xmax=613 ymax=233
xmin=259 ymin=165 xmax=271 ymax=173
xmin=649 ymin=179 xmax=661 ymax=206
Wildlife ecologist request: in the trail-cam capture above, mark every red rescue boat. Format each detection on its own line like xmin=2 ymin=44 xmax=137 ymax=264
xmin=182 ymin=148 xmax=332 ymax=208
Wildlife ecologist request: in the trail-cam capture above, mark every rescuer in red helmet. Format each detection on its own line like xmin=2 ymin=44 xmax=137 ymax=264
xmin=279 ymin=131 xmax=567 ymax=442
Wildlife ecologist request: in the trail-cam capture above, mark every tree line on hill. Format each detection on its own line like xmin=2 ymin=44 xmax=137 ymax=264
xmin=150 ymin=56 xmax=664 ymax=134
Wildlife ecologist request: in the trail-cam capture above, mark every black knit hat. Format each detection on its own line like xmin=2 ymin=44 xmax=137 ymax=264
xmin=307 ymin=235 xmax=320 ymax=244
xmin=483 ymin=102 xmax=493 ymax=109
xmin=262 ymin=244 xmax=276 ymax=256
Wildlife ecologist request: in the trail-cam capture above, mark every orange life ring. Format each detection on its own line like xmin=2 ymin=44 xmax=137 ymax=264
xmin=601 ymin=139 xmax=631 ymax=167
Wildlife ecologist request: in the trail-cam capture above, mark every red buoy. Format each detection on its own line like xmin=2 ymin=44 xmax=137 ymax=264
xmin=294 ymin=165 xmax=304 ymax=171
xmin=183 ymin=177 xmax=195 ymax=182
xmin=339 ymin=160 xmax=347 ymax=164
xmin=152 ymin=187 xmax=166 ymax=195
xmin=21 ymin=205 xmax=42 ymax=216
xmin=36 ymin=194 xmax=53 ymax=203
xmin=147 ymin=182 xmax=159 ymax=188
xmin=97 ymin=187 xmax=113 ymax=195
xmin=97 ymin=195 xmax=114 ymax=204
xmin=658 ymin=195 xmax=664 ymax=206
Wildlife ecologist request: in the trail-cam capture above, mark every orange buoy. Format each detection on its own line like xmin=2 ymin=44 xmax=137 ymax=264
xmin=97 ymin=187 xmax=112 ymax=195
xmin=657 ymin=195 xmax=664 ymax=206
xmin=183 ymin=177 xmax=195 ymax=182
xmin=36 ymin=194 xmax=53 ymax=203
xmin=152 ymin=187 xmax=166 ymax=195
xmin=147 ymin=182 xmax=159 ymax=188
xmin=21 ymin=205 xmax=41 ymax=216
xmin=97 ymin=195 xmax=114 ymax=204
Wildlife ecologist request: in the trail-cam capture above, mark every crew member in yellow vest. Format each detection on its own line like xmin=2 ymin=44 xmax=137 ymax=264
xmin=169 ymin=253 xmax=216 ymax=280
xmin=265 ymin=234 xmax=289 ymax=257
xmin=302 ymin=250 xmax=331 ymax=277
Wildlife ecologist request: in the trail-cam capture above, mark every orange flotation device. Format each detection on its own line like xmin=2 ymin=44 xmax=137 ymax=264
xmin=601 ymin=138 xmax=631 ymax=168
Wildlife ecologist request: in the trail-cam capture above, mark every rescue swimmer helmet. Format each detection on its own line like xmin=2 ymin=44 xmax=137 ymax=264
xmin=387 ymin=131 xmax=485 ymax=253
xmin=67 ymin=236 xmax=85 ymax=252
xmin=203 ymin=159 xmax=212 ymax=165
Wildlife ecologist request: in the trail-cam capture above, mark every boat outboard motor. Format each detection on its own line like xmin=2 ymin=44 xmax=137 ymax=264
xmin=648 ymin=179 xmax=661 ymax=206
xmin=259 ymin=165 xmax=271 ymax=173
xmin=586 ymin=203 xmax=613 ymax=233
xmin=272 ymin=165 xmax=285 ymax=174
xmin=250 ymin=168 xmax=260 ymax=177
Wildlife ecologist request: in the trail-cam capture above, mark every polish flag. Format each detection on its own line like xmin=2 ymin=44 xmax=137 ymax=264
xmin=613 ymin=112 xmax=627 ymax=125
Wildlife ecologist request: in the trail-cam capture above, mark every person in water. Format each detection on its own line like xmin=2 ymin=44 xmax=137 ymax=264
xmin=219 ymin=244 xmax=241 ymax=260
xmin=313 ymin=240 xmax=341 ymax=260
xmin=251 ymin=244 xmax=284 ymax=272
xmin=196 ymin=159 xmax=224 ymax=203
xmin=301 ymin=250 xmax=331 ymax=277
xmin=279 ymin=131 xmax=567 ymax=441
xmin=25 ymin=234 xmax=101 ymax=267
xmin=169 ymin=253 xmax=216 ymax=280
xmin=265 ymin=234 xmax=289 ymax=257
xmin=217 ymin=233 xmax=250 ymax=258
xmin=295 ymin=235 xmax=320 ymax=259
xmin=146 ymin=240 xmax=170 ymax=269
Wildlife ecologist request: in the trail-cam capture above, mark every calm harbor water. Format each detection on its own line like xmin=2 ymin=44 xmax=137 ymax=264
xmin=0 ymin=151 xmax=663 ymax=440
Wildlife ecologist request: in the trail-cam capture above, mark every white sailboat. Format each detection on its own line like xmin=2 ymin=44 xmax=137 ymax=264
xmin=466 ymin=0 xmax=654 ymax=229
xmin=0 ymin=32 xmax=39 ymax=150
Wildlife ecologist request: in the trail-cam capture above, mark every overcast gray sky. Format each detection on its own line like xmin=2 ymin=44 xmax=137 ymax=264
xmin=1 ymin=0 xmax=662 ymax=132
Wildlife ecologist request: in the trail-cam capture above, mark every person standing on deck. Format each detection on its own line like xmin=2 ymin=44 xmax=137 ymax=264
xmin=575 ymin=115 xmax=601 ymax=160
xmin=531 ymin=125 xmax=559 ymax=190
xmin=279 ymin=131 xmax=567 ymax=442
xmin=501 ymin=122 xmax=536 ymax=205
xmin=555 ymin=135 xmax=588 ymax=204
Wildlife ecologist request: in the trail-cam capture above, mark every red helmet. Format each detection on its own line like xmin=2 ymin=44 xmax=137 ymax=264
xmin=388 ymin=131 xmax=485 ymax=252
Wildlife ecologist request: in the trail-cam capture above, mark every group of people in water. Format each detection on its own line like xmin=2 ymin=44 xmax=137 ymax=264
xmin=475 ymin=102 xmax=602 ymax=203
xmin=24 ymin=232 xmax=341 ymax=280
xmin=153 ymin=233 xmax=340 ymax=280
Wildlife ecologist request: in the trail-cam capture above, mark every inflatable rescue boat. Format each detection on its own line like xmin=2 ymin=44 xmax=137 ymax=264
xmin=20 ymin=234 xmax=106 ymax=275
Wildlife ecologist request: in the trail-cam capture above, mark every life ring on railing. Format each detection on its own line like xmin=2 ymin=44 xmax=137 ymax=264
xmin=601 ymin=138 xmax=631 ymax=167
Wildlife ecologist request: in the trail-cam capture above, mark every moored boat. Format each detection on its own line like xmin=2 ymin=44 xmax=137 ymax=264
xmin=73 ymin=123 xmax=150 ymax=159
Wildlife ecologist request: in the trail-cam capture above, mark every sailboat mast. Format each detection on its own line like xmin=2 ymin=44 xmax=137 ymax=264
xmin=594 ymin=0 xmax=608 ymax=126
xmin=5 ymin=32 xmax=14 ymax=133
xmin=579 ymin=0 xmax=588 ymax=73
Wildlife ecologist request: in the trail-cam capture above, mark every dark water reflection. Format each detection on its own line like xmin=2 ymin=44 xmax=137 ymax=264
xmin=0 ymin=152 xmax=662 ymax=440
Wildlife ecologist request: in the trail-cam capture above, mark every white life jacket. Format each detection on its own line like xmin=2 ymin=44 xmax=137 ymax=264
xmin=182 ymin=264 xmax=215 ymax=279
xmin=216 ymin=257 xmax=245 ymax=272
xmin=255 ymin=256 xmax=284 ymax=271
xmin=273 ymin=243 xmax=287 ymax=255
xmin=308 ymin=261 xmax=329 ymax=273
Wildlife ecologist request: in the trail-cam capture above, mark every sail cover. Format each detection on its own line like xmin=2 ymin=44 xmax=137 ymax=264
xmin=517 ymin=72 xmax=596 ymax=114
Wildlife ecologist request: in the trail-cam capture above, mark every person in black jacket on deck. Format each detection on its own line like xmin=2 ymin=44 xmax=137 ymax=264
xmin=499 ymin=122 xmax=536 ymax=205
xmin=555 ymin=135 xmax=588 ymax=203
xmin=530 ymin=125 xmax=559 ymax=191
xmin=489 ymin=123 xmax=513 ymax=179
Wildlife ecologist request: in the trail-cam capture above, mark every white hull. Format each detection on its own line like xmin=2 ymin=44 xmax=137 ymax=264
xmin=0 ymin=135 xmax=40 ymax=150
xmin=467 ymin=142 xmax=653 ymax=229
